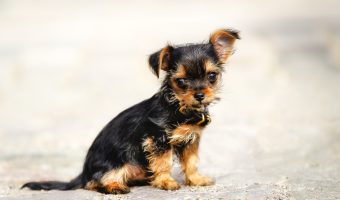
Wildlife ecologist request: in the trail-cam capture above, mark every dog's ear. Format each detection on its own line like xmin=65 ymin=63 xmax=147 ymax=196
xmin=209 ymin=29 xmax=240 ymax=64
xmin=148 ymin=45 xmax=173 ymax=78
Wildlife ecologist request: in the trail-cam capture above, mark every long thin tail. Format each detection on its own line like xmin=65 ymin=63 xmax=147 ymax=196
xmin=21 ymin=174 xmax=83 ymax=191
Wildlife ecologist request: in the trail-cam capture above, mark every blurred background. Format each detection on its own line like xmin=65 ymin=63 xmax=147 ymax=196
xmin=0 ymin=0 xmax=340 ymax=199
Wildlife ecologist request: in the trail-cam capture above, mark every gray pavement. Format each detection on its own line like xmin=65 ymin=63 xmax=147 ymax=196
xmin=1 ymin=0 xmax=340 ymax=199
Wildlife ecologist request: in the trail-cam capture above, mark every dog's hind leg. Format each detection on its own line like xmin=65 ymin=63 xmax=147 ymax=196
xmin=92 ymin=164 xmax=146 ymax=194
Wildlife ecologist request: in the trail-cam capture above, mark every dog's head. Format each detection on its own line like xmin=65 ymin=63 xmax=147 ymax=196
xmin=149 ymin=29 xmax=240 ymax=112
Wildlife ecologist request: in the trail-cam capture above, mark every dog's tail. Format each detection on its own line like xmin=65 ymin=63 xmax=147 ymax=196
xmin=21 ymin=173 xmax=83 ymax=191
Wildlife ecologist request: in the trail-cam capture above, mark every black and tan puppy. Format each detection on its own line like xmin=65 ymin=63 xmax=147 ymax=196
xmin=22 ymin=29 xmax=239 ymax=194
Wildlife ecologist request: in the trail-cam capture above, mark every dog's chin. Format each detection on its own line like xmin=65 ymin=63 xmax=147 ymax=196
xmin=186 ymin=102 xmax=211 ymax=112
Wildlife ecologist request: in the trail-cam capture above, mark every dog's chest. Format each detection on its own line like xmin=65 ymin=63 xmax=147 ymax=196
xmin=168 ymin=124 xmax=202 ymax=145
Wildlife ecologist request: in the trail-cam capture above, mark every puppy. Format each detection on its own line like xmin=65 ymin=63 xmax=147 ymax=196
xmin=22 ymin=29 xmax=239 ymax=194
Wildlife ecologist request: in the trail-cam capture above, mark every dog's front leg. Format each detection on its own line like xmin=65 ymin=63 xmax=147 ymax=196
xmin=149 ymin=150 xmax=180 ymax=190
xmin=179 ymin=140 xmax=214 ymax=186
xmin=143 ymin=137 xmax=180 ymax=190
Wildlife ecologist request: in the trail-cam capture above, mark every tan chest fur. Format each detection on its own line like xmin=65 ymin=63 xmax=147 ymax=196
xmin=168 ymin=124 xmax=203 ymax=145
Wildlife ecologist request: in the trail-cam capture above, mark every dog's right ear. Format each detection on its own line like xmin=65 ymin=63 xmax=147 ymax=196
xmin=148 ymin=45 xmax=173 ymax=78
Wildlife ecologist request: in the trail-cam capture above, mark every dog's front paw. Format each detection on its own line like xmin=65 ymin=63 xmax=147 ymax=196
xmin=151 ymin=176 xmax=181 ymax=190
xmin=185 ymin=174 xmax=214 ymax=186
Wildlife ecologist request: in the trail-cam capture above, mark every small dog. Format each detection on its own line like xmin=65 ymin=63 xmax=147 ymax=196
xmin=22 ymin=29 xmax=239 ymax=194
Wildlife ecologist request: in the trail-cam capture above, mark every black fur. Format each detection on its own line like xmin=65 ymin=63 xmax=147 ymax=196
xmin=22 ymin=89 xmax=209 ymax=191
xmin=22 ymin=29 xmax=239 ymax=192
xmin=21 ymin=175 xmax=82 ymax=190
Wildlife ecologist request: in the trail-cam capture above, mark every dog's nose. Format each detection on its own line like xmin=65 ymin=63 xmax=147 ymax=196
xmin=194 ymin=93 xmax=205 ymax=102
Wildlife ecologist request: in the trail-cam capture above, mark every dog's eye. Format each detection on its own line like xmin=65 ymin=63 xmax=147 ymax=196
xmin=176 ymin=78 xmax=187 ymax=88
xmin=207 ymin=72 xmax=217 ymax=82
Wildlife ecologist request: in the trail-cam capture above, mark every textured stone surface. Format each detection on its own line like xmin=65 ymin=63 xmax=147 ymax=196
xmin=1 ymin=0 xmax=340 ymax=199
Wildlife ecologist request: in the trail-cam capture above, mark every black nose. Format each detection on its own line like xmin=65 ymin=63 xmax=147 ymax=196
xmin=194 ymin=93 xmax=205 ymax=102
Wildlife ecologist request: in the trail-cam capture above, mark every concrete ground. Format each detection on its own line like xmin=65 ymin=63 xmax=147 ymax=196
xmin=1 ymin=0 xmax=340 ymax=199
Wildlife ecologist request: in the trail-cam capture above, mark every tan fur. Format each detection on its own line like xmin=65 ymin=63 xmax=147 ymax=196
xmin=179 ymin=140 xmax=214 ymax=186
xmin=202 ymin=87 xmax=216 ymax=104
xmin=176 ymin=90 xmax=196 ymax=112
xmin=143 ymin=138 xmax=180 ymax=190
xmin=151 ymin=173 xmax=180 ymax=190
xmin=148 ymin=151 xmax=173 ymax=176
xmin=169 ymin=124 xmax=202 ymax=145
xmin=100 ymin=164 xmax=146 ymax=185
xmin=169 ymin=61 xmax=223 ymax=113
xmin=209 ymin=29 xmax=238 ymax=63
xmin=171 ymin=65 xmax=193 ymax=111
xmin=204 ymin=60 xmax=222 ymax=73
xmin=159 ymin=46 xmax=172 ymax=71
xmin=173 ymin=65 xmax=187 ymax=78
xmin=142 ymin=137 xmax=154 ymax=153
xmin=202 ymin=60 xmax=223 ymax=103
xmin=100 ymin=166 xmax=127 ymax=185
xmin=104 ymin=182 xmax=130 ymax=194
xmin=93 ymin=164 xmax=146 ymax=193
xmin=84 ymin=180 xmax=100 ymax=191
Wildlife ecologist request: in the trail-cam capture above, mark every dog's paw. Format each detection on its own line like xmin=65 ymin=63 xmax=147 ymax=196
xmin=102 ymin=182 xmax=130 ymax=194
xmin=151 ymin=176 xmax=181 ymax=190
xmin=185 ymin=174 xmax=214 ymax=186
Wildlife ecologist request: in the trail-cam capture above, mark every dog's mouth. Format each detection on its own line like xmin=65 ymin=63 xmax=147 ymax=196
xmin=180 ymin=102 xmax=210 ymax=113
xmin=192 ymin=103 xmax=206 ymax=109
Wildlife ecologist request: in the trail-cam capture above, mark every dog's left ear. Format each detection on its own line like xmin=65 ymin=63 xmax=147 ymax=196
xmin=148 ymin=45 xmax=174 ymax=78
xmin=209 ymin=29 xmax=240 ymax=64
